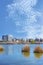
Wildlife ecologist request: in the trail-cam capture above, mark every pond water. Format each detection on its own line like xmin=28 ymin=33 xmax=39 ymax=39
xmin=0 ymin=44 xmax=43 ymax=65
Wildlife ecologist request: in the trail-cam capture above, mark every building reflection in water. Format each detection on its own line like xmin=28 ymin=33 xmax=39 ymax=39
xmin=8 ymin=45 xmax=14 ymax=55
xmin=34 ymin=53 xmax=43 ymax=59
xmin=22 ymin=52 xmax=30 ymax=58
xmin=2 ymin=45 xmax=14 ymax=55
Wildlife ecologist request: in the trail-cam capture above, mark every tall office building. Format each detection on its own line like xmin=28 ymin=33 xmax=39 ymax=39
xmin=2 ymin=34 xmax=14 ymax=41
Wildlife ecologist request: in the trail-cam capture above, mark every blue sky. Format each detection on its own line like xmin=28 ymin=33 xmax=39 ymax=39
xmin=0 ymin=0 xmax=43 ymax=39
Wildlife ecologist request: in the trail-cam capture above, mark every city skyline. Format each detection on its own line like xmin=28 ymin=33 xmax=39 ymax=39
xmin=0 ymin=0 xmax=43 ymax=39
xmin=0 ymin=34 xmax=43 ymax=40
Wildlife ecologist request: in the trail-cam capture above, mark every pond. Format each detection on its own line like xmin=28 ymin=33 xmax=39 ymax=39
xmin=0 ymin=44 xmax=43 ymax=65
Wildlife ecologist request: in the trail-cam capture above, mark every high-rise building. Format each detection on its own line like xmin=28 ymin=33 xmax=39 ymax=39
xmin=2 ymin=34 xmax=14 ymax=41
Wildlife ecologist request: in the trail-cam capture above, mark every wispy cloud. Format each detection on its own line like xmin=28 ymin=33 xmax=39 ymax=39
xmin=6 ymin=0 xmax=43 ymax=38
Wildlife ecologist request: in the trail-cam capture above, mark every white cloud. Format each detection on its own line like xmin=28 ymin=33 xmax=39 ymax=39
xmin=7 ymin=0 xmax=43 ymax=38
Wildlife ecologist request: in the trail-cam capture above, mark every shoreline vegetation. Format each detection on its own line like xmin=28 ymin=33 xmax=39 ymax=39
xmin=0 ymin=40 xmax=43 ymax=44
xmin=0 ymin=41 xmax=43 ymax=44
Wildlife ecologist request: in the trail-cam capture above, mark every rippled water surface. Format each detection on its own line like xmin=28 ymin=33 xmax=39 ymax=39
xmin=0 ymin=44 xmax=43 ymax=65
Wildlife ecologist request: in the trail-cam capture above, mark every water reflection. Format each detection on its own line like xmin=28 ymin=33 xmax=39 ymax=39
xmin=0 ymin=45 xmax=14 ymax=55
xmin=0 ymin=46 xmax=4 ymax=54
xmin=34 ymin=53 xmax=43 ymax=59
xmin=22 ymin=52 xmax=30 ymax=57
xmin=8 ymin=45 xmax=14 ymax=55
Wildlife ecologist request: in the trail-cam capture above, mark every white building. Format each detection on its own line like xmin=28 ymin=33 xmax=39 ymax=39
xmin=2 ymin=34 xmax=14 ymax=41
